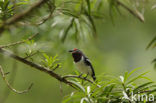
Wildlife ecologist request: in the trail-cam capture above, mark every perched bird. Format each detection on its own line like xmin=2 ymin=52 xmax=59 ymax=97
xmin=69 ymin=48 xmax=96 ymax=81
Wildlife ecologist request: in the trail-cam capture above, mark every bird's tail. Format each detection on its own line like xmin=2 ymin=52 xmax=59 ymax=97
xmin=92 ymin=74 xmax=96 ymax=81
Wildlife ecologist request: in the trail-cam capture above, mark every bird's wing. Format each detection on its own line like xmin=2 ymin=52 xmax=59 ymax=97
xmin=84 ymin=58 xmax=95 ymax=76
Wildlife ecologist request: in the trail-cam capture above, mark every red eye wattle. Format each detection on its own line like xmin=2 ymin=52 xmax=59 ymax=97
xmin=73 ymin=48 xmax=77 ymax=51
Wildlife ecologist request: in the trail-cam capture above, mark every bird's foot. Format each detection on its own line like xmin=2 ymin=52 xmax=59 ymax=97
xmin=83 ymin=73 xmax=89 ymax=79
xmin=78 ymin=74 xmax=83 ymax=78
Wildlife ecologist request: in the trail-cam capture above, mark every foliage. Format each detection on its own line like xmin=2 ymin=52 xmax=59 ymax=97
xmin=0 ymin=0 xmax=156 ymax=103
xmin=0 ymin=0 xmax=28 ymax=20
xmin=41 ymin=53 xmax=61 ymax=70
xmin=0 ymin=0 xmax=149 ymax=42
xmin=63 ymin=68 xmax=156 ymax=103
xmin=146 ymin=35 xmax=156 ymax=69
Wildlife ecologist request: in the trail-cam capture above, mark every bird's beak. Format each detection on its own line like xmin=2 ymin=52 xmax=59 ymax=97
xmin=68 ymin=50 xmax=73 ymax=52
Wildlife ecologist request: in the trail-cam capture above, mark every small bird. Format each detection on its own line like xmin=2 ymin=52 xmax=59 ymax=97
xmin=69 ymin=48 xmax=96 ymax=81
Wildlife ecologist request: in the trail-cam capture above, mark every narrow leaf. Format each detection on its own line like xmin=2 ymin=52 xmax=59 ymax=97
xmin=146 ymin=35 xmax=156 ymax=50
xmin=134 ymin=82 xmax=154 ymax=93
xmin=70 ymin=80 xmax=85 ymax=93
xmin=126 ymin=72 xmax=149 ymax=84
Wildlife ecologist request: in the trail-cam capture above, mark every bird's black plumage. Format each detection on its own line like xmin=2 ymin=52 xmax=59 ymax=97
xmin=84 ymin=58 xmax=96 ymax=81
xmin=72 ymin=52 xmax=82 ymax=62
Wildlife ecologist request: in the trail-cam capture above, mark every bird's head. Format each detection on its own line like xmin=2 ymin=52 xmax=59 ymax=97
xmin=69 ymin=48 xmax=82 ymax=62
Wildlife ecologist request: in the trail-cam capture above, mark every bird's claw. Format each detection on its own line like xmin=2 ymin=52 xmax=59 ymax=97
xmin=83 ymin=73 xmax=89 ymax=79
xmin=78 ymin=74 xmax=82 ymax=78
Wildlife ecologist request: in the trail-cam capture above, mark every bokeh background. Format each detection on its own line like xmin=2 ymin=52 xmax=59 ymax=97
xmin=0 ymin=0 xmax=156 ymax=103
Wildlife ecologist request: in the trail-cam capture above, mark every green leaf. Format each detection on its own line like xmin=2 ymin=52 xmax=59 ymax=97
xmin=4 ymin=0 xmax=9 ymax=10
xmin=108 ymin=0 xmax=117 ymax=25
xmin=70 ymin=80 xmax=85 ymax=93
xmin=101 ymin=84 xmax=116 ymax=97
xmin=147 ymin=89 xmax=156 ymax=95
xmin=140 ymin=76 xmax=152 ymax=81
xmin=124 ymin=72 xmax=128 ymax=83
xmin=61 ymin=9 xmax=79 ymax=18
xmin=91 ymin=80 xmax=117 ymax=97
xmin=127 ymin=67 xmax=142 ymax=78
xmin=0 ymin=1 xmax=4 ymax=10
xmin=41 ymin=53 xmax=61 ymax=70
xmin=95 ymin=0 xmax=103 ymax=11
xmin=126 ymin=71 xmax=149 ymax=84
xmin=86 ymin=0 xmax=91 ymax=15
xmin=146 ymin=35 xmax=156 ymax=49
xmin=83 ymin=13 xmax=97 ymax=37
xmin=133 ymin=82 xmax=154 ymax=93
xmin=43 ymin=53 xmax=49 ymax=61
xmin=16 ymin=2 xmax=28 ymax=6
xmin=140 ymin=84 xmax=156 ymax=92
xmin=61 ymin=17 xmax=74 ymax=42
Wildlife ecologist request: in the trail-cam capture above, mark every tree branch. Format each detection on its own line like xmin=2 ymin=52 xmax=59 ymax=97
xmin=24 ymin=51 xmax=40 ymax=59
xmin=0 ymin=65 xmax=33 ymax=94
xmin=63 ymin=75 xmax=101 ymax=88
xmin=0 ymin=33 xmax=39 ymax=49
xmin=0 ymin=48 xmax=76 ymax=88
xmin=5 ymin=0 xmax=48 ymax=25
xmin=0 ymin=0 xmax=50 ymax=35
xmin=0 ymin=55 xmax=18 ymax=103
xmin=36 ymin=1 xmax=56 ymax=25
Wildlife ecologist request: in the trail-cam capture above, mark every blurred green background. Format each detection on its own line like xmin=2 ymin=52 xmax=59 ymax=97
xmin=0 ymin=0 xmax=156 ymax=103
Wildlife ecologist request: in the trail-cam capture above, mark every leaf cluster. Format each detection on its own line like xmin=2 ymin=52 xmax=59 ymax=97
xmin=41 ymin=53 xmax=61 ymax=70
xmin=63 ymin=68 xmax=156 ymax=103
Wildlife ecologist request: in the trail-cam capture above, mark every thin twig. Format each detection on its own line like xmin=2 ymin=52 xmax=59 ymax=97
xmin=0 ymin=65 xmax=33 ymax=94
xmin=36 ymin=12 xmax=53 ymax=25
xmin=0 ymin=0 xmax=50 ymax=35
xmin=52 ymin=64 xmax=60 ymax=71
xmin=4 ymin=72 xmax=10 ymax=75
xmin=5 ymin=0 xmax=48 ymax=25
xmin=63 ymin=75 xmax=101 ymax=88
xmin=117 ymin=0 xmax=144 ymax=22
xmin=36 ymin=1 xmax=56 ymax=25
xmin=0 ymin=33 xmax=39 ymax=49
xmin=24 ymin=51 xmax=40 ymax=59
xmin=63 ymin=75 xmax=93 ymax=83
xmin=1 ymin=54 xmax=18 ymax=103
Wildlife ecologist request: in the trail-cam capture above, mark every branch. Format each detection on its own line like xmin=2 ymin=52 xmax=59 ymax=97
xmin=0 ymin=33 xmax=39 ymax=49
xmin=1 ymin=57 xmax=18 ymax=103
xmin=36 ymin=1 xmax=56 ymax=25
xmin=0 ymin=65 xmax=33 ymax=94
xmin=116 ymin=0 xmax=144 ymax=22
xmin=4 ymin=72 xmax=10 ymax=75
xmin=63 ymin=75 xmax=101 ymax=88
xmin=24 ymin=51 xmax=40 ymax=59
xmin=0 ymin=0 xmax=50 ymax=35
xmin=52 ymin=64 xmax=60 ymax=71
xmin=5 ymin=0 xmax=48 ymax=25
xmin=0 ymin=48 xmax=76 ymax=88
